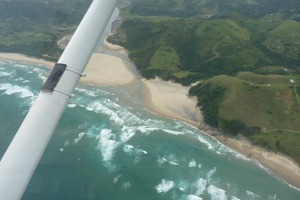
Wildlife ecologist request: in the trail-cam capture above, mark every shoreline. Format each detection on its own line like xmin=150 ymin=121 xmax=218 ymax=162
xmin=141 ymin=78 xmax=300 ymax=190
xmin=0 ymin=52 xmax=136 ymax=86
xmin=1 ymin=51 xmax=300 ymax=190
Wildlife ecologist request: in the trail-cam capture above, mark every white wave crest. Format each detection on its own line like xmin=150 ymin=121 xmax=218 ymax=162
xmin=96 ymin=129 xmax=119 ymax=162
xmin=207 ymin=167 xmax=217 ymax=180
xmin=123 ymin=144 xmax=134 ymax=153
xmin=191 ymin=178 xmax=207 ymax=196
xmin=120 ymin=126 xmax=137 ymax=143
xmin=0 ymin=83 xmax=34 ymax=98
xmin=74 ymin=132 xmax=87 ymax=144
xmin=207 ymin=184 xmax=227 ymax=200
xmin=76 ymin=88 xmax=99 ymax=97
xmin=68 ymin=104 xmax=77 ymax=108
xmin=155 ymin=179 xmax=174 ymax=193
xmin=104 ymin=99 xmax=142 ymax=125
xmin=86 ymin=102 xmax=124 ymax=126
xmin=186 ymin=195 xmax=203 ymax=200
xmin=162 ymin=128 xmax=184 ymax=135
xmin=33 ymin=68 xmax=47 ymax=81
xmin=189 ymin=159 xmax=197 ymax=168
xmin=0 ymin=71 xmax=12 ymax=77
xmin=122 ymin=181 xmax=131 ymax=190
xmin=197 ymin=136 xmax=214 ymax=150
xmin=246 ymin=190 xmax=261 ymax=199
xmin=157 ymin=156 xmax=168 ymax=166
xmin=113 ymin=174 xmax=122 ymax=184
xmin=158 ymin=154 xmax=180 ymax=166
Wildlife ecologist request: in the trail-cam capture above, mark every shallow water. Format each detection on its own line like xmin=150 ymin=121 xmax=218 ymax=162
xmin=0 ymin=60 xmax=300 ymax=200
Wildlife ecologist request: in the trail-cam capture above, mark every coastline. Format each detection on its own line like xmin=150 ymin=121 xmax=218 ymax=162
xmin=141 ymin=77 xmax=300 ymax=190
xmin=1 ymin=51 xmax=300 ymax=190
xmin=0 ymin=52 xmax=135 ymax=86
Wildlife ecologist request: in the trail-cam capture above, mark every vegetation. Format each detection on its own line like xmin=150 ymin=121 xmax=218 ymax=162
xmin=107 ymin=0 xmax=300 ymax=163
xmin=189 ymin=72 xmax=300 ymax=163
xmin=1 ymin=0 xmax=300 ymax=163
xmin=0 ymin=0 xmax=92 ymax=61
xmin=109 ymin=1 xmax=300 ymax=85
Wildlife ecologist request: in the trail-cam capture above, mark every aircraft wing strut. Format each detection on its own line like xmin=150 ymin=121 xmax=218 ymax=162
xmin=0 ymin=0 xmax=117 ymax=199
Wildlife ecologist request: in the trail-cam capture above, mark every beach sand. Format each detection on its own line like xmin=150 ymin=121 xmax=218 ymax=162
xmin=82 ymin=53 xmax=135 ymax=86
xmin=0 ymin=53 xmax=54 ymax=68
xmin=1 ymin=50 xmax=300 ymax=189
xmin=141 ymin=78 xmax=202 ymax=127
xmin=0 ymin=52 xmax=135 ymax=86
xmin=141 ymin=77 xmax=300 ymax=189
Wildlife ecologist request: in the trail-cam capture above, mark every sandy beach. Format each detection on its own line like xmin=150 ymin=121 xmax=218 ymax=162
xmin=141 ymin=77 xmax=300 ymax=189
xmin=82 ymin=53 xmax=135 ymax=86
xmin=141 ymin=78 xmax=202 ymax=127
xmin=0 ymin=53 xmax=54 ymax=68
xmin=1 ymin=50 xmax=300 ymax=189
xmin=0 ymin=52 xmax=135 ymax=86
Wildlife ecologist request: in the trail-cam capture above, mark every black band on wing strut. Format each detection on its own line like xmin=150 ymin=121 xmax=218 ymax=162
xmin=41 ymin=63 xmax=67 ymax=92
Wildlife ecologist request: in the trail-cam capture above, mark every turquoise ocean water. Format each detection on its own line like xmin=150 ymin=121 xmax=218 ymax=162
xmin=0 ymin=60 xmax=300 ymax=200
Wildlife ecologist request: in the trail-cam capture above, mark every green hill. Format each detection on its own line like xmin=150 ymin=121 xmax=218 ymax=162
xmin=108 ymin=0 xmax=300 ymax=163
xmin=189 ymin=72 xmax=300 ymax=162
xmin=0 ymin=0 xmax=92 ymax=60
xmin=110 ymin=0 xmax=300 ymax=84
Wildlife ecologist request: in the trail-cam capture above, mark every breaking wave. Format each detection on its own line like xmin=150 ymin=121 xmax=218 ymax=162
xmin=155 ymin=179 xmax=174 ymax=193
xmin=0 ymin=83 xmax=34 ymax=98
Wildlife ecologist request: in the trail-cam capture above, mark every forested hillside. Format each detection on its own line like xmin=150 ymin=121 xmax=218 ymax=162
xmin=109 ymin=0 xmax=300 ymax=163
xmin=0 ymin=0 xmax=92 ymax=60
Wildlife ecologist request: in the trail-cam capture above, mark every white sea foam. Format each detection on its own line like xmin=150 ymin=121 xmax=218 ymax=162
xmin=246 ymin=190 xmax=261 ymax=199
xmin=120 ymin=126 xmax=137 ymax=143
xmin=123 ymin=144 xmax=134 ymax=153
xmin=33 ymin=68 xmax=47 ymax=81
xmin=76 ymin=88 xmax=99 ymax=97
xmin=0 ymin=71 xmax=12 ymax=77
xmin=162 ymin=128 xmax=184 ymax=135
xmin=0 ymin=83 xmax=34 ymax=98
xmin=67 ymin=104 xmax=77 ymax=108
xmin=160 ymin=154 xmax=180 ymax=166
xmin=155 ymin=179 xmax=175 ymax=193
xmin=96 ymin=129 xmax=119 ymax=162
xmin=74 ymin=132 xmax=87 ymax=144
xmin=14 ymin=63 xmax=29 ymax=69
xmin=104 ymin=99 xmax=142 ymax=125
xmin=135 ymin=126 xmax=158 ymax=134
xmin=64 ymin=140 xmax=70 ymax=147
xmin=231 ymin=196 xmax=240 ymax=200
xmin=113 ymin=174 xmax=122 ymax=184
xmin=189 ymin=159 xmax=197 ymax=168
xmin=192 ymin=178 xmax=207 ymax=196
xmin=207 ymin=184 xmax=227 ymax=200
xmin=207 ymin=167 xmax=217 ymax=180
xmin=186 ymin=195 xmax=203 ymax=200
xmin=122 ymin=181 xmax=131 ymax=190
xmin=197 ymin=136 xmax=214 ymax=150
xmin=157 ymin=156 xmax=168 ymax=166
xmin=86 ymin=102 xmax=124 ymax=126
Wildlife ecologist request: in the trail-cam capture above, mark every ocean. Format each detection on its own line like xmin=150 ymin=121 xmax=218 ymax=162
xmin=0 ymin=60 xmax=300 ymax=200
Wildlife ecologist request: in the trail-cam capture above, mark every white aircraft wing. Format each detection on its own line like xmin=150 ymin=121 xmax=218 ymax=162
xmin=0 ymin=0 xmax=117 ymax=199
